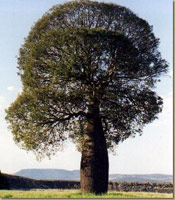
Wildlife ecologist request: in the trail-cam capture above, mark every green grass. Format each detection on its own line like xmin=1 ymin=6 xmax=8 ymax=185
xmin=0 ymin=189 xmax=173 ymax=198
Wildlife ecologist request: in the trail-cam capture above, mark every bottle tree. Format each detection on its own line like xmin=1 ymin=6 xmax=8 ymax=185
xmin=6 ymin=0 xmax=168 ymax=194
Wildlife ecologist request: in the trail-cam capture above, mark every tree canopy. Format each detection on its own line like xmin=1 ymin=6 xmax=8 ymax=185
xmin=6 ymin=0 xmax=168 ymax=158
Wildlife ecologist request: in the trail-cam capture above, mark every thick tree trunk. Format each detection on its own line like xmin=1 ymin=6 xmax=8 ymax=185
xmin=80 ymin=105 xmax=109 ymax=194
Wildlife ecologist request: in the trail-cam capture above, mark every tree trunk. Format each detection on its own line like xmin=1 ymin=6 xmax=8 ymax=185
xmin=80 ymin=105 xmax=109 ymax=194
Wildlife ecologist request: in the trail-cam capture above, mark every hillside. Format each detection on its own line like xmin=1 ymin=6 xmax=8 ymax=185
xmin=15 ymin=169 xmax=173 ymax=183
xmin=0 ymin=173 xmax=80 ymax=190
xmin=0 ymin=172 xmax=173 ymax=193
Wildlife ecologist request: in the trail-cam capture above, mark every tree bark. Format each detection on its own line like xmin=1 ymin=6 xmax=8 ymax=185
xmin=80 ymin=104 xmax=109 ymax=194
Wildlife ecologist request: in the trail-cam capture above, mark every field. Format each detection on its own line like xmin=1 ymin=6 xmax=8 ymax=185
xmin=0 ymin=189 xmax=173 ymax=198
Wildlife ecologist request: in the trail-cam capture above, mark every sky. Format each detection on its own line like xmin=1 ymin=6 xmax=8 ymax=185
xmin=0 ymin=0 xmax=173 ymax=175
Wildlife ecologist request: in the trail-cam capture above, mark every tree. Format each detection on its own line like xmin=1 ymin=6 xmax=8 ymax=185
xmin=6 ymin=0 xmax=168 ymax=194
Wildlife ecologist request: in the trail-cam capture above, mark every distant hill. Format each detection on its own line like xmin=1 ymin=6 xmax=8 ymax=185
xmin=14 ymin=169 xmax=173 ymax=183
xmin=109 ymin=174 xmax=173 ymax=183
xmin=15 ymin=169 xmax=80 ymax=181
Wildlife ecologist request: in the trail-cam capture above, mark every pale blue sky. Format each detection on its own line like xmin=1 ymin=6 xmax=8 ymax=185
xmin=0 ymin=0 xmax=173 ymax=175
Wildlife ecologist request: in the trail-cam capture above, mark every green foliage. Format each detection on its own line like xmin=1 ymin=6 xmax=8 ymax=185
xmin=0 ymin=189 xmax=172 ymax=198
xmin=6 ymin=0 xmax=168 ymax=158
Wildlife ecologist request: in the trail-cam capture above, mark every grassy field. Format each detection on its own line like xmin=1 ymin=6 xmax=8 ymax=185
xmin=0 ymin=189 xmax=173 ymax=198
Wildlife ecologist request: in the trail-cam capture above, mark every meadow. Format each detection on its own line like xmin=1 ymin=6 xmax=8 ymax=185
xmin=0 ymin=189 xmax=173 ymax=199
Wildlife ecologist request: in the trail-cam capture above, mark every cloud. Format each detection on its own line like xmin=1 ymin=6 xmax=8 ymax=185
xmin=0 ymin=96 xmax=5 ymax=109
xmin=0 ymin=95 xmax=5 ymax=102
xmin=7 ymin=86 xmax=15 ymax=91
